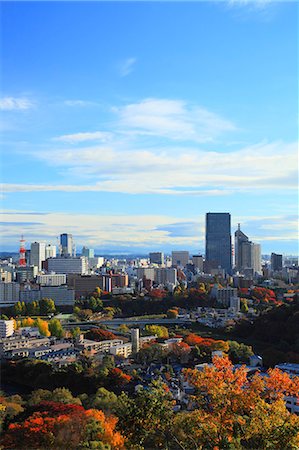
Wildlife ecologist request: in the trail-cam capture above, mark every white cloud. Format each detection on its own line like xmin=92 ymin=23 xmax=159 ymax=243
xmin=119 ymin=57 xmax=137 ymax=77
xmin=0 ymin=97 xmax=35 ymax=111
xmin=17 ymin=139 xmax=296 ymax=195
xmin=0 ymin=211 xmax=297 ymax=250
xmin=115 ymin=98 xmax=236 ymax=142
xmin=53 ymin=131 xmax=113 ymax=143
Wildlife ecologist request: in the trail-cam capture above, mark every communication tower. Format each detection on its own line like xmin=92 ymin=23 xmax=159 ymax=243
xmin=19 ymin=235 xmax=26 ymax=267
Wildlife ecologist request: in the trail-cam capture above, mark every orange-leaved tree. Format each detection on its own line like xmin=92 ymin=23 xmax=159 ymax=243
xmin=173 ymin=355 xmax=299 ymax=450
xmin=1 ymin=401 xmax=125 ymax=449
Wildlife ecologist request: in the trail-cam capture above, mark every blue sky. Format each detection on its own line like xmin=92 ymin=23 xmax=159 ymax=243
xmin=1 ymin=1 xmax=298 ymax=254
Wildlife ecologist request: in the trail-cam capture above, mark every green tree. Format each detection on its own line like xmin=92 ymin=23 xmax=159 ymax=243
xmin=48 ymin=318 xmax=64 ymax=338
xmin=39 ymin=298 xmax=56 ymax=315
xmin=145 ymin=324 xmax=169 ymax=338
xmin=228 ymin=340 xmax=254 ymax=363
xmin=117 ymin=381 xmax=174 ymax=449
xmin=70 ymin=326 xmax=81 ymax=339
xmin=81 ymin=387 xmax=118 ymax=414
xmin=14 ymin=301 xmax=26 ymax=316
xmin=26 ymin=301 xmax=40 ymax=315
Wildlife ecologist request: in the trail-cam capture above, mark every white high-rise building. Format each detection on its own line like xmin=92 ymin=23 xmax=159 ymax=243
xmin=30 ymin=242 xmax=46 ymax=271
xmin=252 ymin=243 xmax=262 ymax=275
xmin=45 ymin=244 xmax=57 ymax=259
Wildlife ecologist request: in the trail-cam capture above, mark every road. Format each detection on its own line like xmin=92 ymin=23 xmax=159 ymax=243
xmin=64 ymin=317 xmax=193 ymax=329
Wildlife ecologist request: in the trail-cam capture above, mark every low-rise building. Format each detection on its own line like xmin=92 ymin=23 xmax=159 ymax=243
xmin=109 ymin=342 xmax=132 ymax=358
xmin=0 ymin=320 xmax=14 ymax=338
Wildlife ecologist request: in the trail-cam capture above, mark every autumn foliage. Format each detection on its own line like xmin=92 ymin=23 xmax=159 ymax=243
xmin=184 ymin=333 xmax=229 ymax=353
xmin=1 ymin=401 xmax=125 ymax=449
xmin=176 ymin=355 xmax=299 ymax=449
xmin=85 ymin=327 xmax=118 ymax=342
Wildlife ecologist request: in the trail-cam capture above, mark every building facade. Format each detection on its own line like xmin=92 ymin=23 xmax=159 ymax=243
xmin=205 ymin=213 xmax=232 ymax=274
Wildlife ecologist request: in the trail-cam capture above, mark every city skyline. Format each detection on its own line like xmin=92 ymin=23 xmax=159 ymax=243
xmin=1 ymin=1 xmax=298 ymax=253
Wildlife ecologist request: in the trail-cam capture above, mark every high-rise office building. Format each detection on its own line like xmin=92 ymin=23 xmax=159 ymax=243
xmin=149 ymin=252 xmax=164 ymax=265
xmin=271 ymin=253 xmax=283 ymax=272
xmin=234 ymin=225 xmax=262 ymax=275
xmin=205 ymin=213 xmax=232 ymax=273
xmin=30 ymin=242 xmax=46 ymax=271
xmin=60 ymin=234 xmax=75 ymax=257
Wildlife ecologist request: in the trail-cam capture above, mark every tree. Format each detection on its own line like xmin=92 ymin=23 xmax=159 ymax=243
xmin=28 ymin=388 xmax=81 ymax=406
xmin=86 ymin=328 xmax=117 ymax=342
xmin=135 ymin=343 xmax=168 ymax=365
xmin=39 ymin=298 xmax=56 ymax=315
xmin=14 ymin=301 xmax=26 ymax=316
xmin=80 ymin=388 xmax=118 ymax=414
xmin=1 ymin=402 xmax=125 ymax=449
xmin=26 ymin=301 xmax=40 ymax=315
xmin=145 ymin=325 xmax=169 ymax=339
xmin=108 ymin=368 xmax=131 ymax=388
xmin=35 ymin=318 xmax=50 ymax=337
xmin=175 ymin=355 xmax=299 ymax=450
xmin=167 ymin=308 xmax=179 ymax=319
xmin=228 ymin=340 xmax=254 ymax=364
xmin=118 ymin=324 xmax=129 ymax=333
xmin=48 ymin=318 xmax=64 ymax=338
xmin=117 ymin=381 xmax=174 ymax=449
xmin=21 ymin=317 xmax=35 ymax=328
xmin=70 ymin=327 xmax=81 ymax=339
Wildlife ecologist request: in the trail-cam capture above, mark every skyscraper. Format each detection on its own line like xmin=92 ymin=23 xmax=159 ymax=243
xmin=205 ymin=213 xmax=232 ymax=273
xmin=234 ymin=224 xmax=262 ymax=275
xmin=60 ymin=233 xmax=75 ymax=257
xmin=30 ymin=242 xmax=46 ymax=271
xmin=271 ymin=253 xmax=283 ymax=272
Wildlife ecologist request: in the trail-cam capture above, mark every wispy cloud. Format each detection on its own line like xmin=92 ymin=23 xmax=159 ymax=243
xmin=1 ymin=211 xmax=297 ymax=251
xmin=3 ymin=140 xmax=297 ymax=195
xmin=114 ymin=98 xmax=236 ymax=142
xmin=53 ymin=131 xmax=113 ymax=143
xmin=63 ymin=100 xmax=95 ymax=107
xmin=0 ymin=97 xmax=35 ymax=111
xmin=119 ymin=57 xmax=137 ymax=77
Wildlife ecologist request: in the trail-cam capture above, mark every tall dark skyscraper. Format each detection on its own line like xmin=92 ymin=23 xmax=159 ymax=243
xmin=205 ymin=213 xmax=232 ymax=273
xmin=60 ymin=233 xmax=75 ymax=257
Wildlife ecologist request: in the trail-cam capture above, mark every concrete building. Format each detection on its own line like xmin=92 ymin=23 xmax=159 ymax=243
xmin=67 ymin=274 xmax=102 ymax=298
xmin=149 ymin=252 xmax=164 ymax=265
xmin=47 ymin=257 xmax=88 ymax=275
xmin=271 ymin=253 xmax=283 ymax=272
xmin=60 ymin=233 xmax=75 ymax=257
xmin=205 ymin=213 xmax=232 ymax=274
xmin=15 ymin=266 xmax=37 ymax=283
xmin=19 ymin=286 xmax=41 ymax=303
xmin=82 ymin=247 xmax=95 ymax=258
xmin=192 ymin=255 xmax=204 ymax=272
xmin=234 ymin=225 xmax=261 ymax=275
xmin=211 ymin=285 xmax=238 ymax=307
xmin=30 ymin=242 xmax=46 ymax=271
xmin=131 ymin=328 xmax=140 ymax=353
xmin=109 ymin=342 xmax=132 ymax=358
xmin=0 ymin=270 xmax=12 ymax=283
xmin=171 ymin=251 xmax=189 ymax=268
xmin=155 ymin=268 xmax=177 ymax=285
xmin=88 ymin=257 xmax=104 ymax=269
xmin=45 ymin=245 xmax=57 ymax=259
xmin=37 ymin=274 xmax=66 ymax=286
xmin=136 ymin=268 xmax=155 ymax=282
xmin=0 ymin=282 xmax=20 ymax=307
xmin=40 ymin=286 xmax=75 ymax=306
xmin=0 ymin=320 xmax=14 ymax=338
